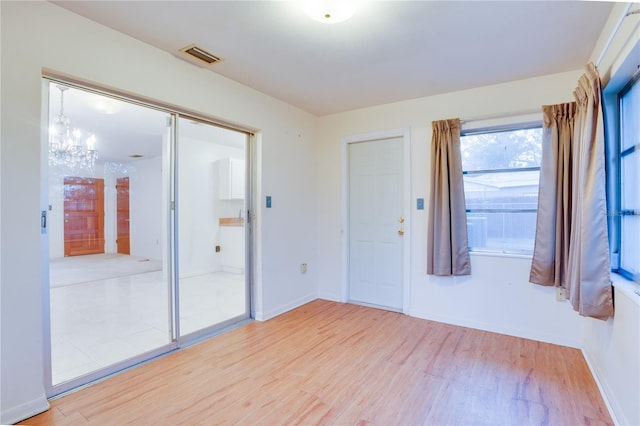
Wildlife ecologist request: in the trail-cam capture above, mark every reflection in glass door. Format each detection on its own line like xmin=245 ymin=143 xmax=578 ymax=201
xmin=47 ymin=82 xmax=174 ymax=391
xmin=45 ymin=81 xmax=252 ymax=396
xmin=177 ymin=118 xmax=249 ymax=337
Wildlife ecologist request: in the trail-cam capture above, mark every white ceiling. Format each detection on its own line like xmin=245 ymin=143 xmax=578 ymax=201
xmin=53 ymin=0 xmax=615 ymax=117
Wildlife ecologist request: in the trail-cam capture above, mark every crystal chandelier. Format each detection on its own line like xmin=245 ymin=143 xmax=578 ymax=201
xmin=49 ymin=85 xmax=98 ymax=171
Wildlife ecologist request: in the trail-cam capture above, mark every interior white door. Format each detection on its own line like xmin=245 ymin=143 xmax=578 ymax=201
xmin=348 ymin=137 xmax=404 ymax=310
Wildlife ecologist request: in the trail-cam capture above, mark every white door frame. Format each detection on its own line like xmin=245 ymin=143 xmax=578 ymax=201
xmin=341 ymin=128 xmax=411 ymax=314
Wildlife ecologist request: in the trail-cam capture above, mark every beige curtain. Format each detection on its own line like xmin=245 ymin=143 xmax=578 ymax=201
xmin=427 ymin=118 xmax=471 ymax=276
xmin=530 ymin=63 xmax=613 ymax=319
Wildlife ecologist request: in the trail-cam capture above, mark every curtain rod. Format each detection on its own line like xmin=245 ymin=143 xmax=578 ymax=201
xmin=595 ymin=3 xmax=636 ymax=68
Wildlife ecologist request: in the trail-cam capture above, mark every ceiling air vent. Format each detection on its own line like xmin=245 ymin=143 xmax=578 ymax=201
xmin=179 ymin=44 xmax=221 ymax=66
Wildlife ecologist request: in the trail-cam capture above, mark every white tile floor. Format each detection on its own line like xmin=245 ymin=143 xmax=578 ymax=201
xmin=50 ymin=257 xmax=245 ymax=385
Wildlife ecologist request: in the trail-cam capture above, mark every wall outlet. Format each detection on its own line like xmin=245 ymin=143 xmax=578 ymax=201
xmin=215 ymin=245 xmax=221 ymax=253
xmin=555 ymin=286 xmax=566 ymax=301
xmin=300 ymin=263 xmax=308 ymax=273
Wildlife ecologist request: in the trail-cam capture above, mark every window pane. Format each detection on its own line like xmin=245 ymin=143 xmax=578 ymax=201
xmin=621 ymin=153 xmax=639 ymax=210
xmin=467 ymin=212 xmax=537 ymax=254
xmin=461 ymin=126 xmax=542 ymax=255
xmin=621 ymin=215 xmax=639 ymax=278
xmin=464 ymin=170 xmax=539 ymax=210
xmin=461 ymin=128 xmax=542 ymax=171
xmin=621 ymin=80 xmax=639 ymax=151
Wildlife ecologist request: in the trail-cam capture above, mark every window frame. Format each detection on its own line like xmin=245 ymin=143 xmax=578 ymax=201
xmin=612 ymin=74 xmax=640 ymax=283
xmin=460 ymin=122 xmax=542 ymax=255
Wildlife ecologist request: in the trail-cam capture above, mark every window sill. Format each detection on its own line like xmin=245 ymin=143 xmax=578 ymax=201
xmin=469 ymin=251 xmax=532 ymax=260
xmin=611 ymin=273 xmax=640 ymax=307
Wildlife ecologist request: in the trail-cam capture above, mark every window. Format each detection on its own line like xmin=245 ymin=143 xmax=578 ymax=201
xmin=617 ymin=77 xmax=639 ymax=282
xmin=460 ymin=125 xmax=542 ymax=255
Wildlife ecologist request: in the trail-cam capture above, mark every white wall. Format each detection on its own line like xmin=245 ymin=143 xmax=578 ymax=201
xmin=584 ymin=279 xmax=640 ymax=426
xmin=0 ymin=1 xmax=317 ymax=423
xmin=129 ymin=156 xmax=164 ymax=260
xmin=317 ymin=69 xmax=588 ymax=348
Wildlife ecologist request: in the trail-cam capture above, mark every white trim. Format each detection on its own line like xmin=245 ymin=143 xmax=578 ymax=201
xmin=461 ymin=111 xmax=541 ymax=131
xmin=595 ymin=2 xmax=634 ymax=68
xmin=341 ymin=128 xmax=412 ymax=314
xmin=409 ymin=308 xmax=584 ymax=349
xmin=0 ymin=395 xmax=49 ymax=425
xmin=611 ymin=273 xmax=640 ymax=307
xmin=581 ymin=348 xmax=621 ymax=426
xmin=40 ymin=80 xmax=54 ymax=399
xmin=253 ymin=293 xmax=317 ymax=321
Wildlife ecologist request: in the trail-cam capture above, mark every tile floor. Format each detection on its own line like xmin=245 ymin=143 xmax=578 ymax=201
xmin=50 ymin=256 xmax=245 ymax=385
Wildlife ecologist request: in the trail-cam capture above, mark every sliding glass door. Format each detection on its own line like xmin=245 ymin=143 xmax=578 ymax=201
xmin=176 ymin=118 xmax=250 ymax=339
xmin=45 ymin=80 xmax=251 ymax=396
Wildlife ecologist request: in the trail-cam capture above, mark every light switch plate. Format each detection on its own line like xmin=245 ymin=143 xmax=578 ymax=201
xmin=266 ymin=196 xmax=272 ymax=208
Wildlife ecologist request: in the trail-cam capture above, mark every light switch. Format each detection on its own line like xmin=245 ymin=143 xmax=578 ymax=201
xmin=266 ymin=196 xmax=272 ymax=208
xmin=417 ymin=198 xmax=424 ymax=210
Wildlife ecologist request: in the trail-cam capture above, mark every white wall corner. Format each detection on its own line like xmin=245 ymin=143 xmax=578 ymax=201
xmin=581 ymin=348 xmax=622 ymax=426
xmin=317 ymin=292 xmax=342 ymax=302
xmin=254 ymin=293 xmax=317 ymax=321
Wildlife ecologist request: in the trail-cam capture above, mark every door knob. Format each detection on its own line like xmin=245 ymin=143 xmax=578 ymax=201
xmin=398 ymin=229 xmax=404 ymax=236
xmin=399 ymin=216 xmax=405 ymax=223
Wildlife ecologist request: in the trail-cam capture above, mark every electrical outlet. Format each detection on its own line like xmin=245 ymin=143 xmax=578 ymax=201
xmin=300 ymin=263 xmax=308 ymax=273
xmin=555 ymin=287 xmax=566 ymax=301
xmin=215 ymin=245 xmax=221 ymax=253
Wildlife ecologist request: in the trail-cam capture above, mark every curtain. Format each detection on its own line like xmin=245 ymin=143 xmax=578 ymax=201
xmin=530 ymin=63 xmax=613 ymax=319
xmin=427 ymin=118 xmax=471 ymax=276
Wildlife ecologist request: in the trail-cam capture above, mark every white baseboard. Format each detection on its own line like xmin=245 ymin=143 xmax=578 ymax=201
xmin=1 ymin=395 xmax=49 ymax=425
xmin=317 ymin=292 xmax=341 ymax=302
xmin=581 ymin=348 xmax=622 ymax=426
xmin=254 ymin=293 xmax=317 ymax=321
xmin=409 ymin=308 xmax=582 ymax=349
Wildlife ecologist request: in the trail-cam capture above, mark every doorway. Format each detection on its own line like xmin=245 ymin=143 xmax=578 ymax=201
xmin=44 ymin=80 xmax=252 ymax=395
xmin=116 ymin=177 xmax=130 ymax=255
xmin=343 ymin=130 xmax=411 ymax=312
xmin=63 ymin=177 xmax=105 ymax=256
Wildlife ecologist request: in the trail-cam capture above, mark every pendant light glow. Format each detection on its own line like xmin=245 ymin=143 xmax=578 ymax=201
xmin=301 ymin=0 xmax=361 ymax=24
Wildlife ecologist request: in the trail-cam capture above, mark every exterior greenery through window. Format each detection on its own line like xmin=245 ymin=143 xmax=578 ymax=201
xmin=460 ymin=125 xmax=542 ymax=255
xmin=616 ymin=77 xmax=639 ymax=282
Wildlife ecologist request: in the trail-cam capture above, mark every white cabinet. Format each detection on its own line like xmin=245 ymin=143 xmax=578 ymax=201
xmin=218 ymin=157 xmax=245 ymax=200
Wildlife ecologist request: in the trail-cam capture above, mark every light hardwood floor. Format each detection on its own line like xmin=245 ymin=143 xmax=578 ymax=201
xmin=22 ymin=300 xmax=612 ymax=425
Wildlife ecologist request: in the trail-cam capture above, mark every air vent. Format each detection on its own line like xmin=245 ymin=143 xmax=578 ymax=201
xmin=179 ymin=45 xmax=221 ymax=65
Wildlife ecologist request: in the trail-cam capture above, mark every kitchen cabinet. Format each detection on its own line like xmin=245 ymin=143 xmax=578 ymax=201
xmin=218 ymin=157 xmax=245 ymax=200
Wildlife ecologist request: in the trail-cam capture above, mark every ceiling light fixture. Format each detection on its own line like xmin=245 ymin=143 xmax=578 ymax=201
xmin=301 ymin=0 xmax=361 ymax=24
xmin=49 ymin=85 xmax=98 ymax=172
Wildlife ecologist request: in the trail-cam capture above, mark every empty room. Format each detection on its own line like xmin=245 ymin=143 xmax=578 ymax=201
xmin=1 ymin=1 xmax=638 ymax=425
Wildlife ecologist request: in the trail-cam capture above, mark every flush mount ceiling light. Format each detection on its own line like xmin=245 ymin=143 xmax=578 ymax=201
xmin=301 ymin=0 xmax=361 ymax=24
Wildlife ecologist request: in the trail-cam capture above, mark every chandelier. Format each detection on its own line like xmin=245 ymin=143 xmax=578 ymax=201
xmin=49 ymin=85 xmax=98 ymax=171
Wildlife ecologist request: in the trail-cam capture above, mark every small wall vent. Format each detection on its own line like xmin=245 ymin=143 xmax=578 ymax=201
xmin=179 ymin=44 xmax=221 ymax=66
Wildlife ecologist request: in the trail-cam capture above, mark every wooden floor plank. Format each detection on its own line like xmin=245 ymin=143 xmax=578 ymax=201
xmin=20 ymin=300 xmax=613 ymax=425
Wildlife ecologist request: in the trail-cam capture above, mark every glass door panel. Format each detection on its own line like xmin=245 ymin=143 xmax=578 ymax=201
xmin=177 ymin=118 xmax=249 ymax=337
xmin=47 ymin=82 xmax=174 ymax=388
